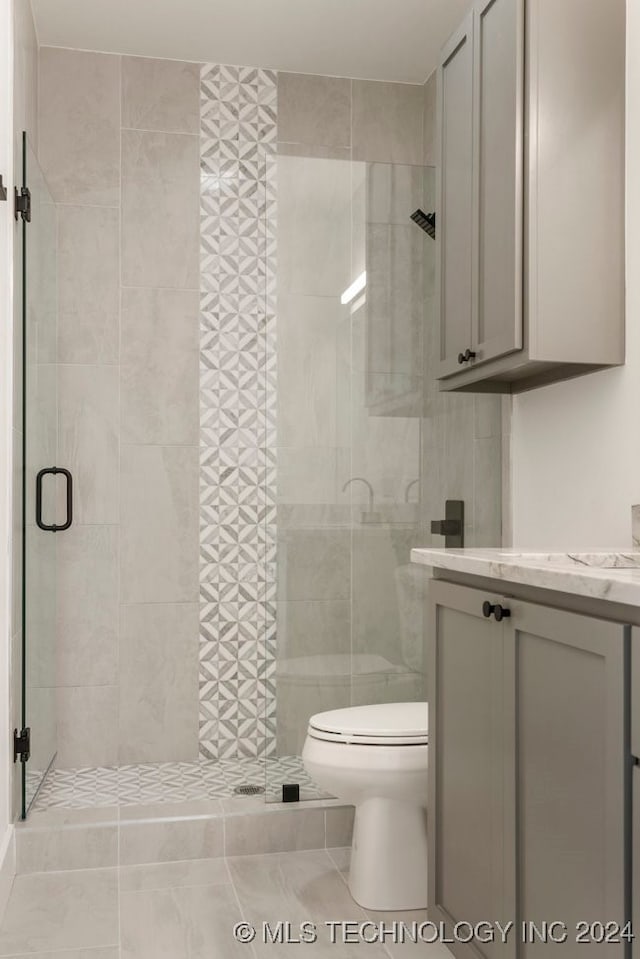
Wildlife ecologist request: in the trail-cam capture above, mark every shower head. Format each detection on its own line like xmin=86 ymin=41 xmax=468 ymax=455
xmin=410 ymin=208 xmax=436 ymax=239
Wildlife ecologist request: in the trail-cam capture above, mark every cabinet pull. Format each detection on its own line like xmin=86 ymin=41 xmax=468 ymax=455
xmin=457 ymin=348 xmax=477 ymax=364
xmin=482 ymin=601 xmax=511 ymax=622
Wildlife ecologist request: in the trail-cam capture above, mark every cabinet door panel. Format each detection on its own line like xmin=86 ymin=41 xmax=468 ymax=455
xmin=437 ymin=14 xmax=474 ymax=378
xmin=506 ymin=602 xmax=627 ymax=955
xmin=472 ymin=0 xmax=524 ymax=364
xmin=632 ymin=627 xmax=640 ymax=759
xmin=429 ymin=581 xmax=511 ymax=958
xmin=633 ymin=767 xmax=640 ymax=959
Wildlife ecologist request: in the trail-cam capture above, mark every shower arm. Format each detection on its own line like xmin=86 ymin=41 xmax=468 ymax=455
xmin=342 ymin=477 xmax=375 ymax=513
xmin=404 ymin=479 xmax=420 ymax=503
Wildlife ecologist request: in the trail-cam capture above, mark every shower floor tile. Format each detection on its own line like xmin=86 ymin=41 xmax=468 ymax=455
xmin=31 ymin=756 xmax=329 ymax=811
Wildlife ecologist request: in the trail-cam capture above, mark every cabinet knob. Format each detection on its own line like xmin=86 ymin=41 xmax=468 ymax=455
xmin=457 ymin=349 xmax=477 ymax=364
xmin=482 ymin=601 xmax=495 ymax=618
xmin=494 ymin=604 xmax=511 ymax=622
xmin=482 ymin=601 xmax=511 ymax=621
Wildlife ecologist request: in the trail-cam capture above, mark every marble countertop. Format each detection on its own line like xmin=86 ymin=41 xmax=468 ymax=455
xmin=410 ymin=546 xmax=640 ymax=606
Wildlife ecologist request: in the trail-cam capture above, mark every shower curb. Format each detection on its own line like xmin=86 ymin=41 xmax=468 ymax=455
xmin=14 ymin=799 xmax=355 ymax=873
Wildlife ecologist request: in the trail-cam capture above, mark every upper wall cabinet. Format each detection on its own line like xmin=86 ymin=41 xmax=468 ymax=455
xmin=436 ymin=0 xmax=625 ymax=393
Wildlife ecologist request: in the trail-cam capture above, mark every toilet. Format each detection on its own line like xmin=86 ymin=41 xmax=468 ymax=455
xmin=302 ymin=701 xmax=428 ymax=911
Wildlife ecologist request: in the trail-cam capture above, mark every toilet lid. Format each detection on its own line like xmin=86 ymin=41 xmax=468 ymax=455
xmin=308 ymin=702 xmax=428 ymax=745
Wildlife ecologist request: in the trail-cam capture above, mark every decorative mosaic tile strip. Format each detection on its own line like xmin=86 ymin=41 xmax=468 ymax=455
xmin=32 ymin=758 xmax=327 ymax=810
xmin=198 ymin=63 xmax=278 ymax=761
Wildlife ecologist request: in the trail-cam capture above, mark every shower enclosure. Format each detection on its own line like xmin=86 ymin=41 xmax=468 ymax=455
xmin=17 ymin=133 xmax=60 ymax=817
xmin=16 ymin=62 xmax=503 ymax=818
xmin=265 ymin=155 xmax=436 ymax=800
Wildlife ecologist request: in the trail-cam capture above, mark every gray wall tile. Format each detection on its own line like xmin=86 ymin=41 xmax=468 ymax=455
xmin=225 ymin=808 xmax=325 ymax=856
xmin=325 ymin=806 xmax=355 ymax=848
xmin=277 ymin=529 xmax=350 ymax=602
xmin=276 ymin=293 xmax=344 ymax=448
xmin=352 ymin=80 xmax=424 ymax=165
xmin=11 ymin=429 xmax=22 ymax=639
xmin=120 ymin=445 xmax=198 ymax=604
xmin=278 ymin=73 xmax=351 ymax=150
xmin=423 ymin=71 xmax=437 ymax=166
xmin=57 ymin=205 xmax=119 ymax=365
xmin=277 ymin=447 xmax=339 ymax=506
xmin=58 ymin=365 xmax=119 ymax=525
xmin=276 ymin=600 xmax=350 ymax=659
xmin=118 ymin=603 xmax=199 ymax=764
xmin=278 ymin=142 xmax=351 ymax=161
xmin=56 ymin=686 xmax=118 ymax=768
xmin=38 ymin=48 xmax=120 ymax=205
xmin=122 ymin=57 xmax=201 ymax=134
xmin=119 ymin=815 xmax=224 ymax=866
xmin=278 ymin=155 xmax=352 ymax=297
xmin=57 ymin=526 xmax=119 ymax=688
xmin=473 ymin=437 xmax=503 ymax=547
xmin=121 ymin=129 xmax=199 ymax=290
xmin=120 ymin=288 xmax=199 ymax=446
xmin=16 ymin=823 xmax=118 ymax=873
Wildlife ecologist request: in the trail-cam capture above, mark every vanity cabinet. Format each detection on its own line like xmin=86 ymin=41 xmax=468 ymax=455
xmin=429 ymin=580 xmax=629 ymax=957
xmin=436 ymin=0 xmax=625 ymax=393
xmin=632 ymin=629 xmax=640 ymax=959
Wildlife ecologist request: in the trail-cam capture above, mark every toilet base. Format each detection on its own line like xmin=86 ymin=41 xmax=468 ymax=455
xmin=348 ymin=797 xmax=428 ymax=911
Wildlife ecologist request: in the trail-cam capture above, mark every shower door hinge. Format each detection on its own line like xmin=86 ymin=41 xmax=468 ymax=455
xmin=14 ymin=186 xmax=31 ymax=222
xmin=13 ymin=727 xmax=31 ymax=764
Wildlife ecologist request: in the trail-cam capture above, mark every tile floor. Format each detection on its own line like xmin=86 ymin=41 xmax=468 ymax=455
xmin=0 ymin=848 xmax=452 ymax=959
xmin=32 ymin=756 xmax=328 ymax=811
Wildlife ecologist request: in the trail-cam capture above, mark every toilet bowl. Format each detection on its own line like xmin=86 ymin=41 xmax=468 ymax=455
xmin=302 ymin=701 xmax=428 ymax=911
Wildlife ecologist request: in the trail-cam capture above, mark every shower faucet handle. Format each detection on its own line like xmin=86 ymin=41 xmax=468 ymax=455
xmin=430 ymin=499 xmax=464 ymax=548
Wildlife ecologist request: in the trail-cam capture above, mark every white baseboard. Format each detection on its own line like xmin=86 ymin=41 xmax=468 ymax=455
xmin=0 ymin=826 xmax=15 ymax=926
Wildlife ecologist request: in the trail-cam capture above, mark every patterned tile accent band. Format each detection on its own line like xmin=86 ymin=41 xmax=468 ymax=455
xmin=199 ymin=64 xmax=278 ymax=760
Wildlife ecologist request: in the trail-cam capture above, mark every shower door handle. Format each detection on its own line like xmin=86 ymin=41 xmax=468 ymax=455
xmin=36 ymin=467 xmax=73 ymax=532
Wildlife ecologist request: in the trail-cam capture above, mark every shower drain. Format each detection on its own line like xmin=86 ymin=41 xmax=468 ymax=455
xmin=233 ymin=784 xmax=265 ymax=796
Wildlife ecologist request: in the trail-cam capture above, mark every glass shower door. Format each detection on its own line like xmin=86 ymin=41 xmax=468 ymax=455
xmin=19 ymin=133 xmax=59 ymax=817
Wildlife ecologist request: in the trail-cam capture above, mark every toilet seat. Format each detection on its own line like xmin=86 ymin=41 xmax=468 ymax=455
xmin=307 ymin=702 xmax=428 ymax=746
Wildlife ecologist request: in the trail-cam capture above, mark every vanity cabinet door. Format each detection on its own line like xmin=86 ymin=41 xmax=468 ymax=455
xmin=471 ymin=0 xmax=524 ymax=366
xmin=437 ymin=13 xmax=475 ymax=378
xmin=428 ymin=580 xmax=513 ymax=959
xmin=632 ymin=628 xmax=640 ymax=959
xmin=505 ymin=601 xmax=627 ymax=955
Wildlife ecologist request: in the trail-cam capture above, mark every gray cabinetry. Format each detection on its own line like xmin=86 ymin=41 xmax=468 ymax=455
xmin=471 ymin=0 xmax=523 ymax=368
xmin=507 ymin=600 xmax=627 ymax=955
xmin=428 ymin=582 xmax=511 ymax=958
xmin=632 ymin=629 xmax=640 ymax=959
xmin=437 ymin=14 xmax=474 ymax=378
xmin=429 ymin=580 xmax=629 ymax=957
xmin=436 ymin=0 xmax=625 ymax=393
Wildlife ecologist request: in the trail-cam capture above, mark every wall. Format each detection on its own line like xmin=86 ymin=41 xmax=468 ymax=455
xmin=420 ymin=70 xmax=504 ymax=552
xmin=38 ymin=49 xmax=201 ymax=767
xmin=36 ymin=54 xmax=504 ymax=772
xmin=198 ymin=64 xmax=279 ymax=761
xmin=273 ymin=72 xmax=504 ymax=756
xmin=510 ymin=3 xmax=636 ymax=549
xmin=274 ymin=75 xmax=428 ymax=756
